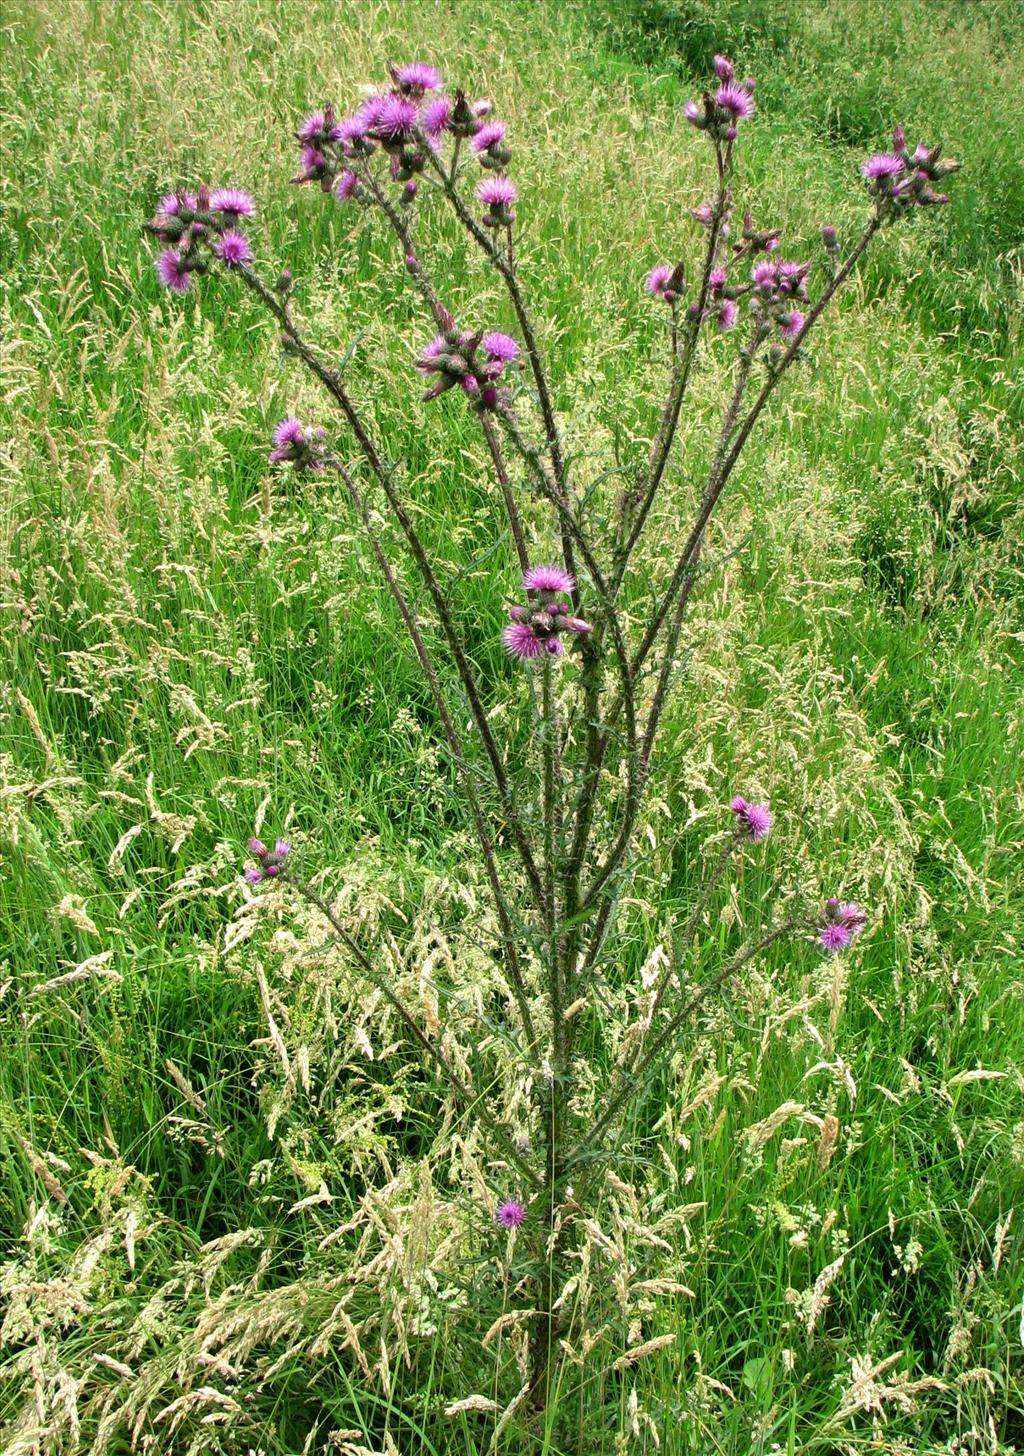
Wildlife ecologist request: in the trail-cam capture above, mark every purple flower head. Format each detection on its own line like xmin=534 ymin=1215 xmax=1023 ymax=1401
xmin=155 ymin=249 xmax=191 ymax=293
xmin=691 ymin=202 xmax=714 ymax=227
xmin=296 ymin=109 xmax=341 ymax=145
xmin=415 ymin=334 xmax=447 ymax=377
xmin=210 ymin=187 xmax=255 ymax=220
xmin=291 ymin=144 xmax=328 ymax=186
xmin=482 ymin=331 xmax=519 ymax=364
xmin=861 ymin=152 xmax=905 ymax=181
xmin=545 ymin=636 xmax=563 ymax=656
xmin=461 ymin=373 xmax=479 ymax=396
xmin=780 ymin=309 xmax=805 ymax=339
xmin=709 ymin=266 xmax=727 ymax=295
xmin=273 ymin=419 xmax=304 ymax=449
xmin=778 ymin=259 xmax=810 ymax=296
xmin=715 ymin=84 xmax=755 ymax=121
xmin=717 ymin=298 xmax=738 ymax=331
xmin=752 ymin=259 xmax=778 ymax=291
xmin=375 ymin=94 xmax=419 ymax=142
xmin=713 ymin=54 xmax=735 ymax=83
xmin=646 ymin=263 xmax=673 ymax=297
xmin=502 ymin=622 xmax=542 ymax=659
xmin=819 ymin=896 xmax=866 ymax=951
xmin=269 ymin=416 xmax=321 ymax=465
xmin=524 ymin=564 xmax=575 ymax=595
xmin=421 ymin=94 xmax=452 ymax=140
xmin=565 ymin=616 xmax=592 ymax=634
xmin=335 ymin=170 xmax=360 ymax=203
xmin=821 ymin=223 xmax=838 ymax=249
xmin=216 ymin=229 xmax=252 ymax=266
xmin=477 ymin=175 xmax=518 ymax=207
xmin=392 ymin=61 xmax=442 ymax=95
xmin=820 ymin=922 xmax=852 ymax=953
xmin=684 ymin=99 xmax=705 ymax=128
xmin=730 ymin=795 xmax=773 ymax=841
xmin=472 ymin=98 xmax=493 ymax=118
xmin=496 ymin=1200 xmax=526 ymax=1229
xmin=839 ymin=901 xmax=866 ymax=934
xmin=244 ymin=833 xmax=290 ymax=885
xmin=472 ymin=120 xmax=507 ymax=153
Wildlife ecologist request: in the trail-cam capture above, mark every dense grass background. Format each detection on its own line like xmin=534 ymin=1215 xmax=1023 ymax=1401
xmin=1 ymin=0 xmax=1022 ymax=1451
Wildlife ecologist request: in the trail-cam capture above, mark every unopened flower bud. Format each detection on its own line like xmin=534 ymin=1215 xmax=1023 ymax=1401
xmin=275 ymin=269 xmax=293 ymax=293
xmin=821 ymin=224 xmax=838 ymax=251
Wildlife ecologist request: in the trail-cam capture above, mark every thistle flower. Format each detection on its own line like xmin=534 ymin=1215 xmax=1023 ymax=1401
xmin=861 ymin=152 xmax=905 ymax=181
xmin=392 ymin=61 xmax=442 ymax=95
xmin=691 ymin=202 xmax=714 ymax=226
xmin=730 ymin=795 xmax=773 ymax=841
xmin=751 ymin=260 xmax=778 ymax=291
xmin=155 ymin=249 xmax=191 ymax=292
xmin=496 ymin=1200 xmax=526 ymax=1228
xmin=477 ymin=174 xmax=518 ymax=222
xmin=524 ymin=564 xmax=575 ymax=595
xmin=778 ymin=259 xmax=810 ymax=297
xmin=646 ymin=264 xmax=673 ymax=297
xmin=210 ymin=186 xmax=255 ymax=220
xmin=820 ymin=922 xmax=852 ymax=953
xmin=335 ymin=170 xmax=360 ymax=203
xmin=291 ymin=144 xmax=329 ymax=186
xmin=472 ymin=120 xmax=507 ymax=153
xmin=821 ymin=223 xmax=838 ymax=251
xmin=244 ymin=835 xmax=291 ymax=885
xmin=481 ymin=331 xmax=519 ymax=364
xmin=715 ymin=83 xmax=755 ymax=121
xmin=296 ymin=108 xmax=342 ymax=145
xmin=269 ymin=417 xmax=324 ymax=468
xmin=819 ymin=897 xmax=867 ymax=952
xmin=779 ymin=309 xmax=805 ymax=339
xmin=216 ymin=229 xmax=252 ymax=266
xmin=374 ymin=95 xmax=419 ymax=143
xmin=472 ymin=98 xmax=493 ymax=118
xmin=683 ymin=99 xmax=705 ymax=128
xmin=415 ymin=335 xmax=447 ymax=375
xmin=421 ymin=94 xmax=452 ymax=140
xmin=713 ymin=54 xmax=735 ymax=83
xmin=502 ymin=622 xmax=543 ymax=659
xmin=717 ymin=298 xmax=738 ymax=331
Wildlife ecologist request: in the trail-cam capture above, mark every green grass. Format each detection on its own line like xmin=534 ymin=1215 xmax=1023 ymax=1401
xmin=1 ymin=0 xmax=1022 ymax=1451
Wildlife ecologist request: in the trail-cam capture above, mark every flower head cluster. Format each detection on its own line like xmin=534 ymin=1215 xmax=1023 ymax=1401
xmin=502 ymin=566 xmax=591 ymax=661
xmin=416 ymin=319 xmax=519 ymax=407
xmin=496 ymin=1200 xmax=526 ymax=1229
xmin=861 ymin=125 xmax=960 ymax=207
xmin=746 ymin=257 xmax=811 ymax=343
xmin=147 ymin=182 xmax=256 ymax=294
xmin=268 ymin=417 xmax=326 ymax=470
xmin=818 ymin=898 xmax=867 ymax=953
xmin=685 ymin=55 xmax=756 ymax=141
xmin=245 ymin=837 xmax=290 ymax=885
xmin=730 ymin=795 xmax=773 ymax=842
xmin=287 ymin=66 xmax=508 ymax=212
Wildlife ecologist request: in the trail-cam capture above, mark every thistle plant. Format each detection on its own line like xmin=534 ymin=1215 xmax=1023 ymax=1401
xmin=145 ymin=52 xmax=958 ymax=1422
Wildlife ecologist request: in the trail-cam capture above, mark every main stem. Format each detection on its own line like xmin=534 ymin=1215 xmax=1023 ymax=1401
xmin=530 ymin=657 xmax=570 ymax=1411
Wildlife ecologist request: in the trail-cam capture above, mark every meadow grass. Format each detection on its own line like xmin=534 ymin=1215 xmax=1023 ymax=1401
xmin=1 ymin=0 xmax=1022 ymax=1451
